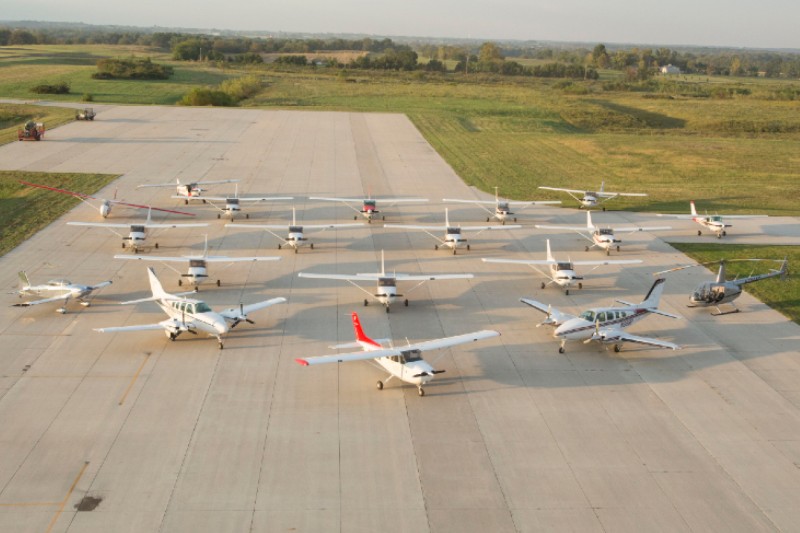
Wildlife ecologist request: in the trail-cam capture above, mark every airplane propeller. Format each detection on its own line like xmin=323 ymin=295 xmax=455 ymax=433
xmin=537 ymin=305 xmax=555 ymax=327
xmin=230 ymin=303 xmax=255 ymax=329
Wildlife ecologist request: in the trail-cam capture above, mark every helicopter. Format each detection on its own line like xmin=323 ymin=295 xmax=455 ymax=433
xmin=654 ymin=258 xmax=788 ymax=315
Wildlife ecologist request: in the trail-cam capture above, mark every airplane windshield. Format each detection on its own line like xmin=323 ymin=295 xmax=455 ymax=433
xmin=556 ymin=262 xmax=572 ymax=271
xmin=446 ymin=227 xmax=461 ymax=235
xmin=377 ymin=278 xmax=396 ymax=287
xmin=189 ymin=259 xmax=206 ymax=268
xmin=288 ymin=226 xmax=302 ymax=233
xmin=710 ymin=215 xmax=722 ymax=222
xmin=598 ymin=228 xmax=614 ymax=235
xmin=498 ymin=202 xmax=509 ymax=211
xmin=130 ymin=225 xmax=145 ymax=233
xmin=579 ymin=310 xmax=596 ymax=322
xmin=194 ymin=302 xmax=213 ymax=313
xmin=47 ymin=279 xmax=70 ymax=286
xmin=227 ymin=198 xmax=239 ymax=205
xmin=364 ymin=200 xmax=376 ymax=208
xmin=401 ymin=349 xmax=423 ymax=363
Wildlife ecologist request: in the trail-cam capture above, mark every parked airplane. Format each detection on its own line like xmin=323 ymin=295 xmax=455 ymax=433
xmin=295 ymin=312 xmax=499 ymax=396
xmin=11 ymin=271 xmax=112 ymax=314
xmin=94 ymin=267 xmax=285 ymax=348
xmin=226 ymin=207 xmax=364 ymax=252
xmin=20 ymin=180 xmax=195 ymax=219
xmin=298 ymin=250 xmax=473 ymax=312
xmin=384 ymin=208 xmax=521 ymax=254
xmin=444 ymin=187 xmax=560 ymax=224
xmin=67 ymin=208 xmax=208 ymax=253
xmin=482 ymin=239 xmax=641 ymax=294
xmin=535 ymin=211 xmax=670 ymax=255
xmin=654 ymin=258 xmax=788 ymax=315
xmin=138 ymin=178 xmax=239 ymax=203
xmin=113 ymin=236 xmax=281 ymax=289
xmin=521 ymin=277 xmax=681 ymax=353
xmin=656 ymin=201 xmax=769 ymax=238
xmin=183 ymin=184 xmax=293 ymax=220
xmin=309 ymin=194 xmax=428 ymax=222
xmin=538 ymin=182 xmax=647 ymax=210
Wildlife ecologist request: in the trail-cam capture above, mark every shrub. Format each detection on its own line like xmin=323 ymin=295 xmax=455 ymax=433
xmin=92 ymin=58 xmax=174 ymax=80
xmin=219 ymin=75 xmax=262 ymax=100
xmin=30 ymin=82 xmax=70 ymax=95
xmin=180 ymin=88 xmax=236 ymax=107
xmin=82 ymin=93 xmax=94 ymax=102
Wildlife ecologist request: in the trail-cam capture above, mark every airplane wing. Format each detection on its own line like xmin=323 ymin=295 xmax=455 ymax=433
xmin=611 ymin=225 xmax=671 ymax=233
xmin=444 ymin=198 xmax=560 ymax=207
xmin=519 ymin=298 xmax=575 ymax=325
xmin=459 ymin=224 xmax=522 ymax=232
xmin=300 ymin=223 xmax=365 ymax=231
xmin=95 ymin=317 xmax=191 ymax=334
xmin=178 ymin=196 xmax=293 ymax=202
xmin=68 ymin=221 xmax=131 ymax=228
xmin=404 ymin=329 xmax=500 ymax=352
xmin=113 ymin=254 xmax=281 ymax=263
xmin=394 ymin=273 xmax=474 ymax=281
xmin=12 ymin=294 xmax=71 ymax=307
xmin=537 ymin=186 xmax=584 ymax=195
xmin=534 ymin=223 xmax=588 ymax=231
xmin=226 ymin=223 xmax=363 ymax=231
xmin=138 ymin=179 xmax=239 ymax=188
xmin=598 ymin=191 xmax=647 ymax=198
xmin=298 ymin=272 xmax=379 ymax=281
xmin=144 ymin=223 xmax=209 ymax=229
xmin=218 ymin=297 xmax=287 ymax=319
xmin=483 ymin=258 xmax=555 ymax=266
xmin=571 ymin=259 xmax=642 ymax=266
xmin=383 ymin=223 xmax=445 ymax=231
xmin=599 ymin=328 xmax=681 ymax=350
xmin=309 ymin=197 xmax=366 ymax=203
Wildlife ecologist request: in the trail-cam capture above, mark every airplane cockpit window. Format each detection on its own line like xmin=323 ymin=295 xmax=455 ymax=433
xmin=185 ymin=303 xmax=195 ymax=314
xmin=227 ymin=198 xmax=240 ymax=206
xmin=189 ymin=259 xmax=206 ymax=268
xmin=446 ymin=227 xmax=462 ymax=235
xmin=498 ymin=202 xmax=509 ymax=211
xmin=47 ymin=279 xmax=70 ymax=286
xmin=580 ymin=310 xmax=596 ymax=322
xmin=598 ymin=228 xmax=614 ymax=236
xmin=194 ymin=302 xmax=212 ymax=313
xmin=364 ymin=200 xmax=376 ymax=209
xmin=710 ymin=215 xmax=722 ymax=222
xmin=378 ymin=278 xmax=396 ymax=288
xmin=288 ymin=226 xmax=302 ymax=233
xmin=130 ymin=225 xmax=145 ymax=233
xmin=401 ymin=349 xmax=423 ymax=363
xmin=556 ymin=262 xmax=572 ymax=271
xmin=596 ymin=312 xmax=606 ymax=322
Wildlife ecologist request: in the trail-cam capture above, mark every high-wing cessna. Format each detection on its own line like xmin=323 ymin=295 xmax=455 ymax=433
xmin=444 ymin=187 xmax=560 ymax=224
xmin=20 ymin=180 xmax=194 ymax=219
xmin=309 ymin=194 xmax=428 ymax=222
xmin=384 ymin=208 xmax=521 ymax=254
xmin=113 ymin=236 xmax=281 ymax=289
xmin=521 ymin=277 xmax=681 ymax=353
xmin=654 ymin=258 xmax=788 ymax=315
xmin=94 ymin=267 xmax=285 ymax=348
xmin=138 ymin=178 xmax=239 ymax=204
xmin=482 ymin=239 xmax=641 ymax=294
xmin=295 ymin=312 xmax=499 ymax=396
xmin=656 ymin=201 xmax=769 ymax=238
xmin=538 ymin=182 xmax=647 ymax=210
xmin=11 ymin=271 xmax=112 ymax=314
xmin=226 ymin=207 xmax=363 ymax=253
xmin=67 ymin=208 xmax=208 ymax=253
xmin=297 ymin=250 xmax=474 ymax=312
xmin=180 ymin=184 xmax=293 ymax=220
xmin=535 ymin=211 xmax=670 ymax=255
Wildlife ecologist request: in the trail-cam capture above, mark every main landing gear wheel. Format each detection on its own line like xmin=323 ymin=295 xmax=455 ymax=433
xmin=245 ymin=214 xmax=249 ymax=219
xmin=722 ymin=230 xmax=727 ymax=236
xmin=364 ymin=299 xmax=369 ymax=306
xmin=613 ymin=344 xmax=621 ymax=353
xmin=385 ymin=306 xmax=390 ymax=313
xmin=565 ymin=289 xmax=570 ymax=295
xmin=606 ymin=249 xmax=611 ymax=256
xmin=434 ymin=245 xmax=439 ymax=251
xmin=278 ymin=244 xmax=282 ymax=250
xmin=585 ymin=246 xmax=590 ymax=252
xmin=578 ymin=282 xmax=583 ymax=289
xmin=155 ymin=243 xmax=159 ymax=249
xmin=697 ymin=230 xmax=702 ymax=236
xmin=169 ymin=333 xmax=177 ymax=341
xmin=418 ymin=387 xmax=425 ymax=397
xmin=466 ymin=244 xmax=471 ymax=251
xmin=616 ymin=245 xmax=620 ymax=252
xmin=310 ymin=243 xmax=314 ymax=249
xmin=717 ymin=234 xmax=722 ymax=239
xmin=218 ymin=341 xmax=224 ymax=350
xmin=487 ymin=217 xmax=491 ymax=222
xmin=513 ymin=217 xmax=517 ymax=222
xmin=216 ymin=280 xmax=221 ymax=287
xmin=294 ymin=248 xmax=298 ymax=254
xmin=404 ymin=299 xmax=409 ymax=307
xmin=453 ymin=249 xmax=457 ymax=255
xmin=217 ymin=214 xmax=221 ymax=219
xmin=541 ymin=282 xmax=546 ymax=289
xmin=558 ymin=346 xmax=565 ymax=354
xmin=376 ymin=380 xmax=384 ymax=390
xmin=184 ymin=200 xmax=189 ymax=205
xmin=178 ymin=279 xmax=183 ymax=286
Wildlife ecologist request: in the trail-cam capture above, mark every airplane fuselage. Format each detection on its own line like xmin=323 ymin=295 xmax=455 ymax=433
xmin=441 ymin=227 xmax=466 ymax=250
xmin=550 ymin=262 xmax=582 ymax=289
xmin=122 ymin=225 xmax=148 ymax=251
xmin=554 ymin=307 xmax=648 ymax=342
xmin=693 ymin=216 xmax=729 ymax=237
xmin=157 ymin=297 xmax=228 ymax=339
xmin=375 ymin=277 xmax=398 ymax=306
xmin=592 ymin=228 xmax=621 ymax=252
xmin=282 ymin=226 xmax=309 ymax=249
xmin=184 ymin=259 xmax=210 ymax=286
xmin=100 ymin=200 xmax=112 ymax=218
xmin=580 ymin=193 xmax=600 ymax=208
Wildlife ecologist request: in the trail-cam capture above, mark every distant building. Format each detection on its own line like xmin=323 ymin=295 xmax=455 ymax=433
xmin=660 ymin=64 xmax=681 ymax=75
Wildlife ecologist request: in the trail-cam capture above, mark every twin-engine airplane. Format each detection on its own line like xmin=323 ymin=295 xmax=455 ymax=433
xmin=309 ymin=194 xmax=428 ymax=222
xmin=384 ymin=208 xmax=521 ymax=254
xmin=226 ymin=207 xmax=363 ymax=253
xmin=538 ymin=182 xmax=647 ymax=210
xmin=11 ymin=271 xmax=113 ymax=314
xmin=654 ymin=258 xmax=788 ymax=315
xmin=181 ymin=184 xmax=293 ymax=220
xmin=295 ymin=312 xmax=500 ymax=396
xmin=20 ymin=180 xmax=194 ymax=219
xmin=521 ymin=277 xmax=681 ymax=353
xmin=297 ymin=250 xmax=473 ymax=312
xmin=94 ymin=267 xmax=285 ymax=349
xmin=444 ymin=187 xmax=560 ymax=224
xmin=138 ymin=178 xmax=239 ymax=203
xmin=656 ymin=201 xmax=769 ymax=238
xmin=536 ymin=211 xmax=670 ymax=255
xmin=482 ymin=239 xmax=641 ymax=294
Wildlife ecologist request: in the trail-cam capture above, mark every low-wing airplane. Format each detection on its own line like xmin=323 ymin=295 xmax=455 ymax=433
xmin=20 ymin=180 xmax=195 ymax=219
xmin=94 ymin=267 xmax=286 ymax=349
xmin=384 ymin=208 xmax=521 ymax=254
xmin=180 ymin=184 xmax=293 ymax=220
xmin=11 ymin=271 xmax=112 ymax=314
xmin=309 ymin=194 xmax=428 ymax=222
xmin=538 ymin=182 xmax=647 ymax=210
xmin=226 ymin=207 xmax=363 ymax=253
xmin=482 ymin=239 xmax=641 ymax=294
xmin=535 ymin=211 xmax=670 ymax=255
xmin=444 ymin=187 xmax=560 ymax=224
xmin=297 ymin=250 xmax=474 ymax=312
xmin=113 ymin=236 xmax=281 ymax=289
xmin=521 ymin=277 xmax=680 ymax=353
xmin=656 ymin=201 xmax=769 ymax=238
xmin=654 ymin=258 xmax=788 ymax=315
xmin=138 ymin=178 xmax=239 ymax=204
xmin=295 ymin=312 xmax=499 ymax=396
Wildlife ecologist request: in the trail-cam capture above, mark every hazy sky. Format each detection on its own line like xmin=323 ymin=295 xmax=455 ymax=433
xmin=4 ymin=0 xmax=798 ymax=49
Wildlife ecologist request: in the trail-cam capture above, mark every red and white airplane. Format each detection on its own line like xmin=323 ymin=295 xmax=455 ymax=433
xmin=309 ymin=194 xmax=428 ymax=222
xmin=138 ymin=178 xmax=239 ymax=204
xmin=656 ymin=201 xmax=768 ymax=238
xmin=295 ymin=312 xmax=499 ymax=396
xmin=538 ymin=181 xmax=647 ymax=210
xmin=536 ymin=211 xmax=670 ymax=255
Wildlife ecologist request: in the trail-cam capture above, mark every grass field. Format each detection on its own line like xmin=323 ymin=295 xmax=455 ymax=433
xmin=0 ymin=104 xmax=76 ymax=145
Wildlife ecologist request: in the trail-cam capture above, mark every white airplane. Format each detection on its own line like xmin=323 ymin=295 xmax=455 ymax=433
xmin=113 ymin=236 xmax=281 ymax=289
xmin=482 ymin=239 xmax=641 ymax=295
xmin=180 ymin=184 xmax=293 ymax=220
xmin=226 ymin=207 xmax=363 ymax=253
xmin=94 ymin=267 xmax=286 ymax=349
xmin=309 ymin=194 xmax=428 ymax=222
xmin=656 ymin=201 xmax=769 ymax=238
xmin=11 ymin=271 xmax=112 ymax=314
xmin=521 ymin=277 xmax=681 ymax=354
xmin=295 ymin=312 xmax=500 ymax=396
xmin=444 ymin=187 xmax=560 ymax=224
xmin=535 ymin=211 xmax=671 ymax=255
xmin=384 ymin=208 xmax=521 ymax=254
xmin=297 ymin=250 xmax=474 ymax=312
xmin=538 ymin=182 xmax=647 ymax=210
xmin=138 ymin=178 xmax=239 ymax=204
xmin=67 ymin=208 xmax=208 ymax=253
xmin=20 ymin=180 xmax=195 ymax=219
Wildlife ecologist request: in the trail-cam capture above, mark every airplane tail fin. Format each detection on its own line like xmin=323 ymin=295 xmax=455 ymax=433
xmin=641 ymin=277 xmax=667 ymax=308
xmin=779 ymin=258 xmax=789 ymax=280
xmin=18 ymin=271 xmax=31 ymax=288
xmin=351 ymin=312 xmax=378 ymax=346
xmin=546 ymin=239 xmax=554 ymax=262
xmin=586 ymin=211 xmax=594 ymax=229
xmin=380 ymin=250 xmax=386 ymax=276
xmin=599 ymin=181 xmax=605 ymax=193
xmin=146 ymin=267 xmax=170 ymax=300
xmin=690 ymin=201 xmax=697 ymax=216
xmin=445 ymin=207 xmax=450 ymax=227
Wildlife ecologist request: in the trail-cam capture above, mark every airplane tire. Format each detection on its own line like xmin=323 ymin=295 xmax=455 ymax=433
xmin=184 ymin=200 xmax=188 ymax=205
xmin=614 ymin=344 xmax=621 ymax=353
xmin=541 ymin=282 xmax=546 ymax=289
xmin=418 ymin=388 xmax=425 ymax=397
xmin=382 ymin=216 xmax=385 ymax=221
xmin=278 ymin=244 xmax=282 ymax=250
xmin=404 ymin=299 xmax=409 ymax=307
xmin=502 ymin=220 xmax=505 ymax=225
xmin=310 ymin=243 xmax=314 ymax=249
xmin=246 ymin=214 xmax=249 ymax=219
xmin=514 ymin=217 xmax=517 ymax=222
xmin=717 ymin=234 xmax=722 ymax=239
xmin=178 ymin=279 xmax=182 ymax=286
xmin=294 ymin=248 xmax=298 ymax=254
xmin=585 ymin=246 xmax=589 ymax=252
xmin=565 ymin=289 xmax=570 ymax=295
xmin=722 ymin=231 xmax=727 ymax=236
xmin=155 ymin=243 xmax=159 ymax=249
xmin=217 ymin=214 xmax=221 ymax=219
xmin=453 ymin=249 xmax=457 ymax=255
xmin=376 ymin=381 xmax=383 ymax=390
xmin=434 ymin=245 xmax=438 ymax=251
xmin=616 ymin=245 xmax=620 ymax=252
xmin=558 ymin=346 xmax=565 ymax=354
xmin=364 ymin=299 xmax=368 ymax=306
xmin=354 ymin=216 xmax=358 ymax=220
xmin=219 ymin=342 xmax=224 ymax=350
xmin=487 ymin=217 xmax=491 ymax=222
xmin=578 ymin=282 xmax=583 ymax=289
xmin=169 ymin=333 xmax=176 ymax=341
xmin=385 ymin=306 xmax=390 ymax=313
xmin=467 ymin=244 xmax=471 ymax=251
xmin=606 ymin=250 xmax=610 ymax=256
xmin=216 ymin=280 xmax=221 ymax=287
xmin=697 ymin=230 xmax=702 ymax=236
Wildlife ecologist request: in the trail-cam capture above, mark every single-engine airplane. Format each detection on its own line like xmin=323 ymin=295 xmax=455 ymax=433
xmin=226 ymin=207 xmax=363 ymax=253
xmin=384 ymin=208 xmax=521 ymax=254
xmin=482 ymin=239 xmax=641 ymax=294
xmin=138 ymin=178 xmax=239 ymax=204
xmin=181 ymin=184 xmax=293 ymax=220
xmin=520 ymin=277 xmax=681 ymax=353
xmin=444 ymin=187 xmax=560 ymax=224
xmin=94 ymin=267 xmax=285 ymax=348
xmin=11 ymin=271 xmax=112 ymax=314
xmin=295 ymin=312 xmax=499 ymax=396
xmin=297 ymin=250 xmax=474 ymax=312
xmin=538 ymin=182 xmax=647 ymax=210
xmin=309 ymin=194 xmax=428 ymax=222
xmin=535 ymin=211 xmax=670 ymax=255
xmin=656 ymin=201 xmax=768 ymax=238
xmin=654 ymin=258 xmax=788 ymax=315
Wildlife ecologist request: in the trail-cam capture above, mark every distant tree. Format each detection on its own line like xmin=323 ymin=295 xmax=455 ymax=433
xmin=592 ymin=44 xmax=609 ymax=68
xmin=9 ymin=29 xmax=37 ymax=45
xmin=730 ymin=57 xmax=743 ymax=76
xmin=424 ymin=59 xmax=446 ymax=72
xmin=478 ymin=42 xmax=503 ymax=63
xmin=0 ymin=29 xmax=10 ymax=46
